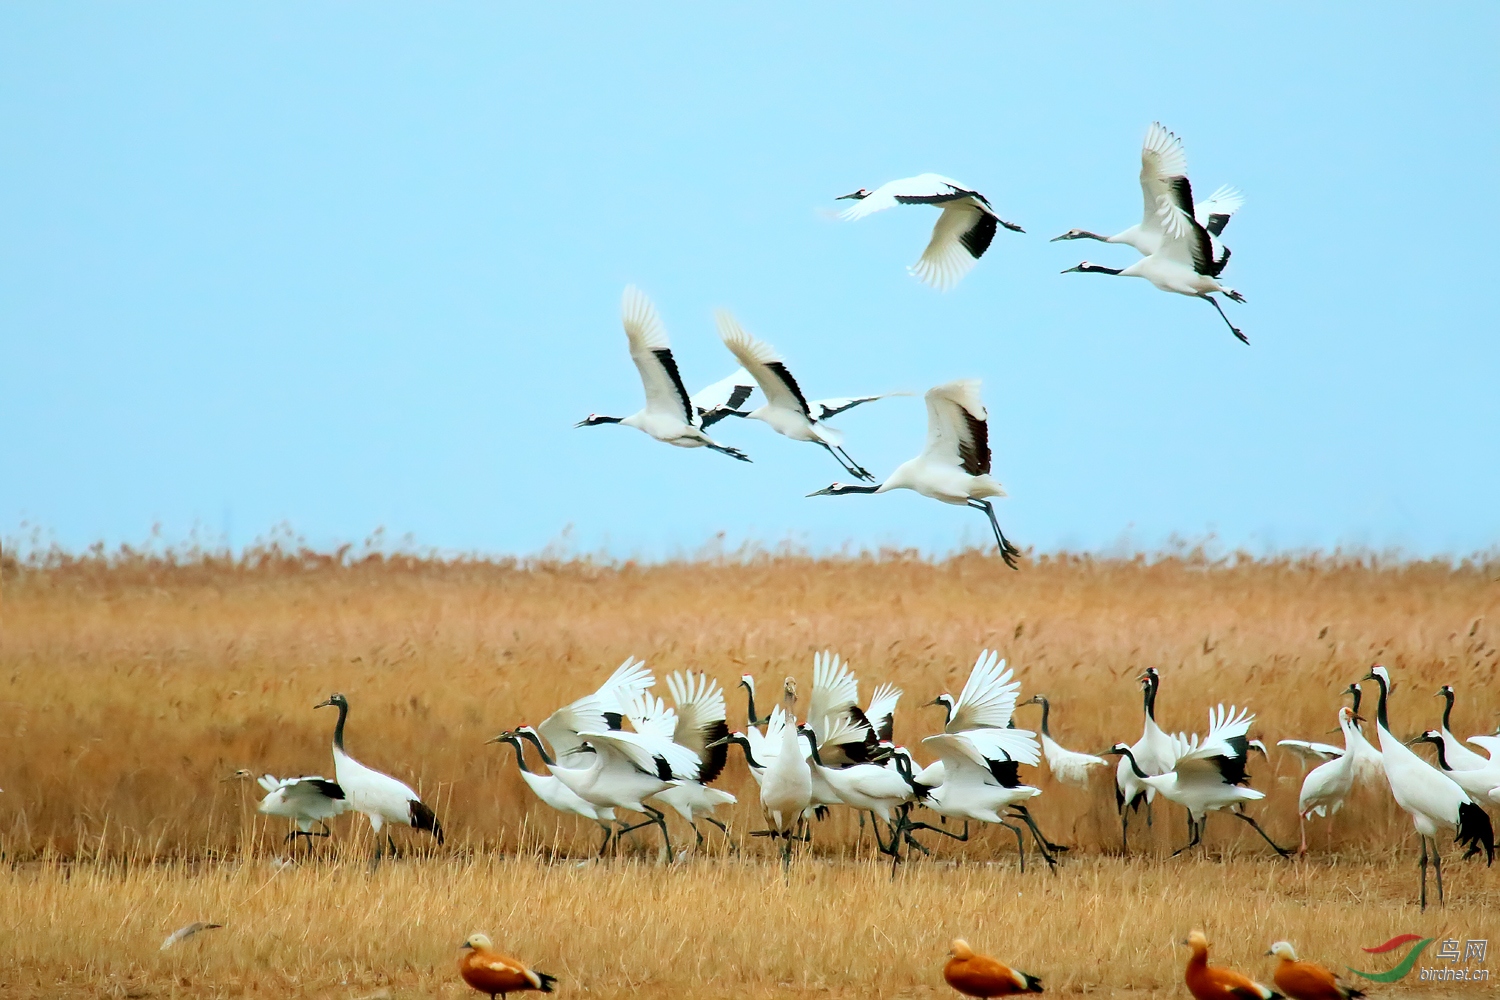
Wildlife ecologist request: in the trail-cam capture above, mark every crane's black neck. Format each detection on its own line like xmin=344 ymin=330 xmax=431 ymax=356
xmin=1115 ymin=746 xmax=1148 ymax=779
xmin=1429 ymin=736 xmax=1452 ymax=771
xmin=1034 ymin=696 xmax=1053 ymax=737
xmin=742 ymin=683 xmax=765 ymax=727
xmin=505 ymin=737 xmax=535 ymax=774
xmin=331 ymin=699 xmax=348 ymax=752
xmin=730 ymin=735 xmax=763 ymax=770
xmin=800 ymin=728 xmax=825 ymax=767
xmin=1441 ymin=689 xmax=1455 ymax=731
xmin=831 ymin=483 xmax=881 ymax=495
xmin=1346 ymin=684 xmax=1362 ymax=716
xmin=893 ymin=753 xmax=931 ymax=798
xmin=1072 ymin=262 xmax=1124 ymax=275
xmin=1370 ymin=674 xmax=1391 ymax=731
xmin=517 ymin=729 xmax=556 ymax=767
xmin=1142 ymin=675 xmax=1158 ymax=720
xmin=938 ymin=697 xmax=954 ymax=727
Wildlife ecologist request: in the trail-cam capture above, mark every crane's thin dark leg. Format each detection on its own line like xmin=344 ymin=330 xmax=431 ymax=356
xmin=903 ymin=819 xmax=970 ymax=843
xmin=1013 ymin=807 xmax=1068 ymax=855
xmin=1172 ymin=817 xmax=1204 ymax=857
xmin=1120 ymin=799 xmax=1131 ymax=854
xmin=645 ymin=806 xmax=672 ymax=861
xmin=1001 ymin=821 xmax=1027 ymax=873
xmin=834 ymin=444 xmax=874 ymax=482
xmin=1204 ymin=294 xmax=1249 ymax=345
xmin=1234 ymin=810 xmax=1292 ymax=857
xmin=596 ymin=822 xmax=613 ymax=857
xmin=967 ymin=499 xmax=1020 ymax=569
xmin=1433 ymin=839 xmax=1444 ymax=903
xmin=706 ymin=441 xmax=752 ymax=463
xmin=1419 ymin=836 xmax=1429 ymax=911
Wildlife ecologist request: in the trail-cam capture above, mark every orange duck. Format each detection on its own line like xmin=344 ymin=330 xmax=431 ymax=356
xmin=1184 ymin=930 xmax=1281 ymax=1000
xmin=1267 ymin=942 xmax=1364 ymax=1000
xmin=458 ymin=933 xmax=557 ymax=999
xmin=943 ymin=938 xmax=1044 ymax=997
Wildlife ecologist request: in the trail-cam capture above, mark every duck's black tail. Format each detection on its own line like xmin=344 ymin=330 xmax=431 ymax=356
xmin=536 ymin=971 xmax=559 ymax=993
xmin=1456 ymin=801 xmax=1494 ymax=864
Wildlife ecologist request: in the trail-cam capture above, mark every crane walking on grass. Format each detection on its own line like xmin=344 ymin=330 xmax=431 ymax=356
xmin=315 ymin=693 xmax=444 ymax=861
xmin=808 ymin=379 xmax=1022 ymax=569
xmin=1362 ymin=665 xmax=1493 ymax=910
xmin=236 ymin=771 xmax=349 ymax=849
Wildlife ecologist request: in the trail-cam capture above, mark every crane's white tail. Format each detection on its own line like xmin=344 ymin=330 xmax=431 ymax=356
xmin=411 ymin=800 xmax=444 ymax=845
xmin=1457 ymin=801 xmax=1494 ymax=864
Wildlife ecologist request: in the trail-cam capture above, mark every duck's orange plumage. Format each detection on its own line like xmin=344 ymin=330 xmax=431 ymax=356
xmin=1267 ymin=942 xmax=1363 ymax=1000
xmin=1184 ymin=931 xmax=1280 ymax=1000
xmin=943 ymin=939 xmax=1043 ymax=997
xmin=458 ymin=933 xmax=557 ymax=999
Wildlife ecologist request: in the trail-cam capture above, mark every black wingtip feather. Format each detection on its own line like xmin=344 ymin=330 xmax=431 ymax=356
xmin=410 ymin=800 xmax=444 ymax=845
xmin=960 ymin=212 xmax=998 ymax=260
xmin=698 ymin=719 xmax=732 ymax=785
xmin=309 ymin=779 xmax=346 ymax=800
xmin=1457 ymin=801 xmax=1494 ymax=864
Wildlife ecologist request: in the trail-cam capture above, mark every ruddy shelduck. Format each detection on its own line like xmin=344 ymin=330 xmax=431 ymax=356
xmin=943 ymin=938 xmax=1043 ymax=997
xmin=458 ymin=933 xmax=557 ymax=999
xmin=1184 ymin=931 xmax=1281 ymax=1000
xmin=1266 ymin=942 xmax=1364 ymax=1000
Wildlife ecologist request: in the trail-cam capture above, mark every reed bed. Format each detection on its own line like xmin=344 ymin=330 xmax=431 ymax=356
xmin=1 ymin=546 xmax=1498 ymax=996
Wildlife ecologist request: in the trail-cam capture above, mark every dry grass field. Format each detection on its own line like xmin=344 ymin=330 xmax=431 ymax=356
xmin=2 ymin=544 xmax=1499 ymax=997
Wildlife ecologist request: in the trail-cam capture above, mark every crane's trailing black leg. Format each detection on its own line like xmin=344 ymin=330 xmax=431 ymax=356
xmin=1419 ymin=835 xmax=1429 ymax=911
xmin=1172 ymin=817 xmax=1204 ymax=857
xmin=1204 ymin=294 xmax=1249 ymax=345
xmin=1013 ymin=807 xmax=1068 ymax=855
xmin=1001 ymin=821 xmax=1027 ymax=873
xmin=967 ymin=499 xmax=1020 ymax=569
xmin=645 ymin=806 xmax=673 ymax=861
xmin=834 ymin=444 xmax=874 ymax=482
xmin=707 ymin=441 xmax=752 ymax=463
xmin=691 ymin=821 xmax=706 ymax=850
xmin=903 ymin=819 xmax=970 ymax=843
xmin=1433 ymin=839 xmax=1444 ymax=903
xmin=596 ymin=822 xmax=613 ymax=857
xmin=1234 ymin=810 xmax=1292 ymax=857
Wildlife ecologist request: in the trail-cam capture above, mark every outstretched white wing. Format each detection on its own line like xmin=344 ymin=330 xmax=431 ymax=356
xmin=579 ymin=728 xmax=701 ymax=782
xmin=808 ymin=650 xmax=860 ymax=745
xmin=920 ymin=379 xmax=991 ymax=476
xmin=810 ymin=392 xmax=909 ymax=422
xmin=864 ymin=683 xmax=902 ymax=743
xmin=1139 ymin=122 xmax=1189 ymax=238
xmin=960 ymin=726 xmax=1041 ymax=767
xmin=1277 ymin=739 xmax=1345 ymax=765
xmin=1195 ymin=184 xmax=1244 ymax=237
xmin=911 ymin=202 xmax=990 ymax=291
xmin=946 ymin=650 xmax=1020 ymax=733
xmin=621 ymin=285 xmax=695 ymax=424
xmin=716 ymin=311 xmax=811 ymax=418
xmin=692 ymin=367 xmax=757 ymax=428
xmin=538 ymin=656 xmax=654 ymax=756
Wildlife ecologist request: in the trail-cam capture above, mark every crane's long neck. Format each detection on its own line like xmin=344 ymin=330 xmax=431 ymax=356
xmin=939 ymin=697 xmax=954 ymax=727
xmin=743 ymin=684 xmax=762 ymax=727
xmin=1142 ymin=677 xmax=1158 ymax=721
xmin=1429 ymin=737 xmax=1452 ymax=772
xmin=331 ymin=700 xmax=348 ymax=753
xmin=1371 ymin=675 xmax=1391 ymax=733
xmin=505 ymin=738 xmax=535 ymax=774
xmin=1441 ymin=690 xmax=1455 ymax=732
xmin=831 ymin=483 xmax=881 ymax=495
xmin=1117 ymin=747 xmax=1148 ymax=780
xmin=1347 ymin=685 xmax=1362 ymax=716
xmin=801 ymin=729 xmax=825 ymax=768
xmin=1035 ymin=697 xmax=1053 ymax=737
xmin=732 ymin=737 xmax=763 ymax=771
xmin=518 ymin=730 xmax=556 ymax=768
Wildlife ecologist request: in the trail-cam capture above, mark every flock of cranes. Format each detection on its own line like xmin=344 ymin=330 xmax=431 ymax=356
xmin=244 ymin=657 xmax=1495 ymax=909
xmin=579 ymin=123 xmax=1251 ymax=565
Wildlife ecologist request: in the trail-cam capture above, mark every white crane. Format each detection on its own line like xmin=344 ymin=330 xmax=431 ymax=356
xmin=799 ymin=724 xmax=920 ymax=857
xmin=522 ymin=690 xmax=701 ymax=860
xmin=1115 ymin=667 xmax=1178 ymax=852
xmin=1409 ymin=731 xmax=1500 ymax=806
xmin=715 ymin=310 xmax=904 ymax=481
xmin=912 ymin=729 xmax=1060 ymax=870
xmin=806 ymin=650 xmax=882 ymax=768
xmin=921 ymin=650 xmax=1026 ymax=787
xmin=235 ymin=771 xmax=349 ymax=848
xmin=575 ymin=286 xmax=751 ymax=462
xmin=1061 ymin=192 xmax=1248 ymax=345
xmin=649 ymin=671 xmax=737 ymax=849
xmin=1339 ymin=682 xmax=1386 ymax=784
xmin=808 ymin=379 xmax=1022 ymax=569
xmin=753 ymin=679 xmax=814 ymax=868
xmin=1023 ymin=694 xmax=1107 ymax=787
xmin=532 ymin=656 xmax=656 ymax=764
xmin=837 ymin=174 xmax=1024 ymax=290
xmin=1361 ymin=665 xmax=1493 ymax=909
xmin=1435 ymin=685 xmax=1491 ymax=771
xmin=737 ymin=673 xmax=770 ymax=729
xmin=1052 ymin=122 xmax=1243 ymax=259
xmin=488 ymin=732 xmax=617 ymax=855
xmin=1277 ymin=706 xmax=1361 ymax=854
xmin=1107 ymin=703 xmax=1289 ymax=857
xmin=314 ymin=693 xmax=444 ymax=860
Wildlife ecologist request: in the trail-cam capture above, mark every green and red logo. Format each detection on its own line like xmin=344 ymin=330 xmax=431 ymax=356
xmin=1348 ymin=934 xmax=1435 ymax=983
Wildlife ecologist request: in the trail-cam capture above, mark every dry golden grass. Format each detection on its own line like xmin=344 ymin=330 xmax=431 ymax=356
xmin=2 ymin=547 xmax=1499 ymax=997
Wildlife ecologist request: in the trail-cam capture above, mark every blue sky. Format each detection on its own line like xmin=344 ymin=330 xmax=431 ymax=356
xmin=3 ymin=5 xmax=1498 ymax=560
